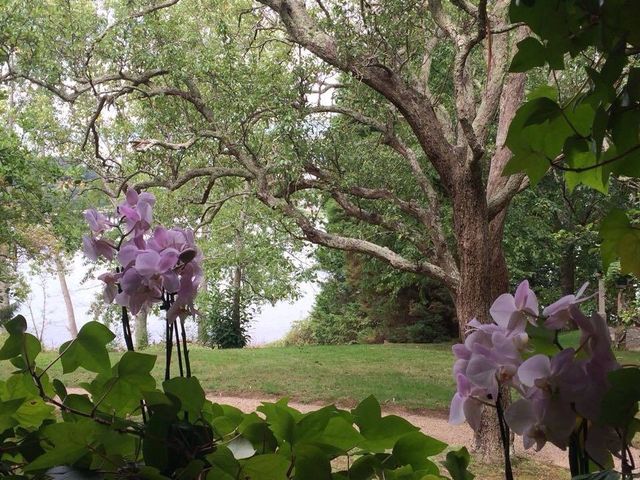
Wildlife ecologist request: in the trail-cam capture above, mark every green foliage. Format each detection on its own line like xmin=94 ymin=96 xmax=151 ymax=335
xmin=0 ymin=315 xmax=468 ymax=479
xmin=505 ymin=0 xmax=640 ymax=275
xmin=305 ymin=238 xmax=456 ymax=346
xmin=199 ymin=289 xmax=252 ymax=349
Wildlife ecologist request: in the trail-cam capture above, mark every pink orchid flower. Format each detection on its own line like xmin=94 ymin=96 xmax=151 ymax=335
xmin=490 ymin=280 xmax=539 ymax=331
xmin=97 ymin=272 xmax=121 ymax=304
xmin=82 ymin=235 xmax=115 ymax=261
xmin=543 ymin=282 xmax=589 ymax=329
xmin=83 ymin=209 xmax=112 ymax=233
xmin=449 ymin=374 xmax=486 ymax=431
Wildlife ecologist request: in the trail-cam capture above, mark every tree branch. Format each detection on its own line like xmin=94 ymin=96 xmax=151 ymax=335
xmin=257 ymin=0 xmax=459 ymax=190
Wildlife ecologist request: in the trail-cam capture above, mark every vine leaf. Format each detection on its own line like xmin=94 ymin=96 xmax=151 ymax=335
xmin=60 ymin=322 xmax=115 ymax=375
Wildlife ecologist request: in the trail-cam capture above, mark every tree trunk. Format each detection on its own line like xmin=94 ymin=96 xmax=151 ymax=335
xmin=231 ymin=265 xmax=242 ymax=338
xmin=231 ymin=206 xmax=246 ymax=343
xmin=451 ymin=165 xmax=509 ymax=460
xmin=55 ymin=255 xmax=78 ymax=339
xmin=135 ymin=309 xmax=149 ymax=349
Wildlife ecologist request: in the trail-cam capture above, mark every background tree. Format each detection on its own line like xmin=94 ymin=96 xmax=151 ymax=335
xmin=502 ymin=0 xmax=640 ymax=278
xmin=504 ymin=175 xmax=633 ymax=304
xmin=293 ymin=200 xmax=456 ymax=345
xmin=0 ymin=0 xmax=532 ymax=454
xmin=0 ymin=124 xmax=86 ymax=331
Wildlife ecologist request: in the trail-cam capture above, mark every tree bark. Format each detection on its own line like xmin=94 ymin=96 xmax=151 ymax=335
xmin=231 ymin=206 xmax=246 ymax=342
xmin=231 ymin=265 xmax=242 ymax=338
xmin=450 ymin=162 xmax=509 ymax=460
xmin=54 ymin=255 xmax=78 ymax=339
xmin=135 ymin=308 xmax=149 ymax=349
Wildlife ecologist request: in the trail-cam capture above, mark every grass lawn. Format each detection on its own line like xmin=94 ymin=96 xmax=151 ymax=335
xmin=1 ymin=343 xmax=454 ymax=410
xmin=3 ymin=337 xmax=638 ymax=412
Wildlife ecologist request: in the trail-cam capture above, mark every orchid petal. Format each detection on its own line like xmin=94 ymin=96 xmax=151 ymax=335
xmin=126 ymin=188 xmax=138 ymax=206
xmin=135 ymin=250 xmax=161 ymax=277
xmin=463 ymin=398 xmax=483 ymax=432
xmin=505 ymin=399 xmax=537 ymax=435
xmin=449 ymin=393 xmax=466 ymax=425
xmin=518 ymin=355 xmax=551 ymax=387
xmin=138 ymin=191 xmax=156 ymax=206
xmin=490 ymin=293 xmax=517 ymax=329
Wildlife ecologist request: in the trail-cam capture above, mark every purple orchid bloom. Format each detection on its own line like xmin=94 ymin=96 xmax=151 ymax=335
xmin=543 ymin=282 xmax=589 ymax=330
xmin=466 ymin=336 xmax=521 ymax=397
xmin=116 ymin=267 xmax=162 ymax=315
xmin=83 ymin=209 xmax=112 ymax=233
xmin=490 ymin=280 xmax=539 ymax=331
xmin=449 ymin=374 xmax=486 ymax=431
xmin=517 ymin=349 xmax=584 ymax=402
xmin=118 ymin=188 xmax=155 ymax=234
xmin=97 ymin=272 xmax=120 ymax=304
xmin=86 ymin=189 xmax=203 ymax=322
xmin=167 ymin=262 xmax=202 ymax=323
xmin=505 ymin=394 xmax=575 ymax=451
xmin=82 ymin=235 xmax=115 ymax=261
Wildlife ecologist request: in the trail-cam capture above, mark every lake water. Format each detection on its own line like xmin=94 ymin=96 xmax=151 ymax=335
xmin=16 ymin=255 xmax=317 ymax=349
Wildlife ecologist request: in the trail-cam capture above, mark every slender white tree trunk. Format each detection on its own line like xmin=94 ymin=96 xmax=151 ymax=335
xmin=55 ymin=255 xmax=78 ymax=338
xmin=135 ymin=309 xmax=149 ymax=349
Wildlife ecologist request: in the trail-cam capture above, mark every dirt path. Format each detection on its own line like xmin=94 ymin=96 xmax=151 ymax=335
xmin=207 ymin=394 xmax=569 ymax=468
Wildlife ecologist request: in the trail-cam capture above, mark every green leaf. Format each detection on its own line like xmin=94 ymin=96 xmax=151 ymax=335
xmin=0 ymin=398 xmax=24 ymax=432
xmin=358 ymin=415 xmax=419 ymax=452
xmin=0 ymin=332 xmax=41 ymax=365
xmin=293 ymin=444 xmax=331 ymax=480
xmin=257 ymin=402 xmax=296 ymax=445
xmin=563 ymin=137 xmax=607 ymax=193
xmin=87 ymin=351 xmax=156 ymax=416
xmin=523 ymin=98 xmax=561 ymax=127
xmin=294 ymin=405 xmax=338 ymax=443
xmin=352 ymin=395 xmax=381 ymax=434
xmin=599 ymin=209 xmax=640 ymax=275
xmin=163 ymin=377 xmax=206 ymax=418
xmin=60 ymin=322 xmax=115 ymax=375
xmin=25 ymin=421 xmax=106 ymax=472
xmin=503 ymin=151 xmax=549 ymax=186
xmin=600 ymin=368 xmax=640 ymax=427
xmin=572 ymin=471 xmax=621 ymax=480
xmin=176 ymin=459 xmax=205 ymax=480
xmin=316 ymin=416 xmax=364 ymax=452
xmin=206 ymin=445 xmax=241 ymax=479
xmin=442 ymin=447 xmax=474 ymax=480
xmin=240 ymin=453 xmax=290 ymax=480
xmin=5 ymin=315 xmax=27 ymax=335
xmin=239 ymin=413 xmax=278 ymax=453
xmin=13 ymin=397 xmax=55 ymax=428
xmin=510 ymin=37 xmax=547 ymax=72
xmin=392 ymin=431 xmax=447 ymax=470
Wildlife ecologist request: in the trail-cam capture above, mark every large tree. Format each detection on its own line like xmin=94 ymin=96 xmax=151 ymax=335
xmin=1 ymin=0 xmax=530 ymax=453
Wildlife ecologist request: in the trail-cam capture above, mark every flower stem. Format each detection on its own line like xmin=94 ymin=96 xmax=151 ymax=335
xmin=165 ymin=321 xmax=174 ymax=381
xmin=175 ymin=321 xmax=184 ymax=378
xmin=180 ymin=318 xmax=191 ymax=378
xmin=496 ymin=389 xmax=514 ymax=480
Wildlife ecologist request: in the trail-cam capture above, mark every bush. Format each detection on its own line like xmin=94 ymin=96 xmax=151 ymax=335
xmin=198 ymin=289 xmax=251 ymax=349
xmin=286 ymin=274 xmax=456 ymax=345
